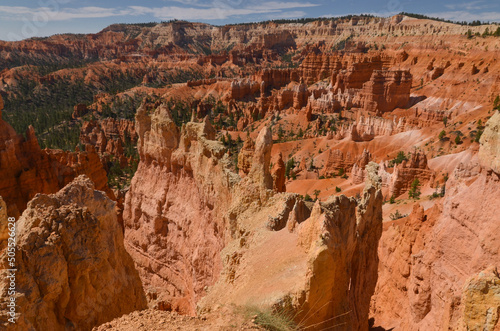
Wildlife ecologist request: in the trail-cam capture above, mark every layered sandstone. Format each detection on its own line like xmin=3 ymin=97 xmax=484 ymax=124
xmin=123 ymin=104 xmax=237 ymax=315
xmin=271 ymin=152 xmax=286 ymax=193
xmin=371 ymin=115 xmax=500 ymax=330
xmin=237 ymin=136 xmax=255 ymax=177
xmin=479 ymin=110 xmax=500 ymax=174
xmin=322 ymin=149 xmax=358 ymax=177
xmin=350 ymin=149 xmax=373 ymax=184
xmin=0 ymin=176 xmax=147 ymax=330
xmin=388 ymin=151 xmax=434 ymax=198
xmin=356 ymin=70 xmax=412 ymax=115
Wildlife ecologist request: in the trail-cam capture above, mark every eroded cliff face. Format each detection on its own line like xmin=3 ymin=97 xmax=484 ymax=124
xmin=196 ymin=162 xmax=382 ymax=331
xmin=0 ymin=176 xmax=147 ymax=331
xmin=0 ymin=95 xmax=113 ymax=218
xmin=357 ymin=70 xmax=412 ymax=115
xmin=123 ymin=102 xmax=384 ymax=329
xmin=370 ymin=113 xmax=500 ymax=330
xmin=123 ymin=104 xmax=237 ymax=315
xmin=461 ymin=267 xmax=500 ymax=331
xmin=479 ymin=111 xmax=500 ymax=174
xmin=388 ymin=151 xmax=434 ymax=198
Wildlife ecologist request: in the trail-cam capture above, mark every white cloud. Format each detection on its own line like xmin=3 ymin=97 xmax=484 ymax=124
xmin=0 ymin=6 xmax=133 ymax=21
xmin=252 ymin=2 xmax=319 ymax=10
xmin=129 ymin=2 xmax=318 ymax=20
xmin=264 ymin=10 xmax=306 ymax=19
xmin=444 ymin=1 xmax=494 ymax=11
xmin=426 ymin=11 xmax=500 ymax=22
xmin=0 ymin=2 xmax=318 ymax=22
xmin=129 ymin=6 xmax=270 ymax=20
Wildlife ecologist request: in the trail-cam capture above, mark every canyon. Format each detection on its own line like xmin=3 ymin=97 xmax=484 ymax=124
xmin=0 ymin=14 xmax=499 ymax=331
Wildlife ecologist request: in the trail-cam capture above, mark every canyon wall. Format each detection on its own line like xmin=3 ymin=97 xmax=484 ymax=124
xmin=123 ymin=104 xmax=237 ymax=315
xmin=371 ymin=113 xmax=500 ymax=330
xmin=123 ymin=102 xmax=384 ymax=329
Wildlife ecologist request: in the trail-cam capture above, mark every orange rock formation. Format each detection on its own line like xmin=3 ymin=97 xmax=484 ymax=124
xmin=0 ymin=176 xmax=146 ymax=330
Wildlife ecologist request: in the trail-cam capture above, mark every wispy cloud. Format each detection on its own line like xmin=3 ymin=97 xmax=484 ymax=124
xmin=264 ymin=10 xmax=307 ymax=19
xmin=0 ymin=2 xmax=318 ymax=22
xmin=444 ymin=1 xmax=494 ymax=11
xmin=129 ymin=2 xmax=318 ymax=20
xmin=426 ymin=10 xmax=500 ymax=22
xmin=0 ymin=6 xmax=132 ymax=21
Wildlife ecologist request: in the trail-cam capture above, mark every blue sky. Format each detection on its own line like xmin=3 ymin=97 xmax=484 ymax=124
xmin=1 ymin=0 xmax=499 ymax=41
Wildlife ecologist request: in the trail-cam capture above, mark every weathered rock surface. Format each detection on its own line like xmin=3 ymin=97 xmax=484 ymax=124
xmin=271 ymin=152 xmax=286 ymax=193
xmin=479 ymin=110 xmax=500 ymax=174
xmin=357 ymin=70 xmax=412 ymax=115
xmin=0 ymin=176 xmax=147 ymax=331
xmin=371 ymin=154 xmax=500 ymax=330
xmin=248 ymin=127 xmax=274 ymax=191
xmin=237 ymin=136 xmax=255 ymax=177
xmin=461 ymin=266 xmax=500 ymax=331
xmin=388 ymin=151 xmax=434 ymax=198
xmin=199 ymin=162 xmax=383 ymax=330
xmin=123 ymin=104 xmax=236 ymax=315
xmin=350 ymin=149 xmax=373 ymax=184
xmin=321 ymin=149 xmax=359 ymax=177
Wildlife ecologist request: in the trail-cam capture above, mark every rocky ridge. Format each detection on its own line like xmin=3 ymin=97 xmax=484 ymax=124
xmin=0 ymin=176 xmax=147 ymax=330
xmin=370 ymin=113 xmax=500 ymax=330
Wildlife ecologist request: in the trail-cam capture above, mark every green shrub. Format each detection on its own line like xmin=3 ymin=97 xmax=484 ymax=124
xmin=337 ymin=167 xmax=345 ymax=176
xmin=389 ymin=210 xmax=407 ymax=220
xmin=408 ymin=178 xmax=421 ymax=199
xmin=438 ymin=130 xmax=447 ymax=140
xmin=285 ymin=158 xmax=295 ymax=179
xmin=389 ymin=151 xmax=408 ymax=167
xmin=243 ymin=305 xmax=298 ymax=331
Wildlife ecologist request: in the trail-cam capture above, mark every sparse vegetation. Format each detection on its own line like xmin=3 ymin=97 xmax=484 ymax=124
xmin=438 ymin=130 xmax=447 ymax=140
xmin=429 ymin=184 xmax=445 ymax=199
xmin=389 ymin=210 xmax=408 ymax=220
xmin=408 ymin=178 xmax=421 ymax=200
xmin=243 ymin=305 xmax=298 ymax=331
xmin=494 ymin=96 xmax=500 ymax=110
xmin=389 ymin=151 xmax=408 ymax=167
xmin=337 ymin=168 xmax=345 ymax=177
xmin=285 ymin=158 xmax=295 ymax=179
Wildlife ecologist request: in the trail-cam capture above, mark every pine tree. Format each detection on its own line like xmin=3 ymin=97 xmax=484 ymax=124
xmin=408 ymin=178 xmax=421 ymax=199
